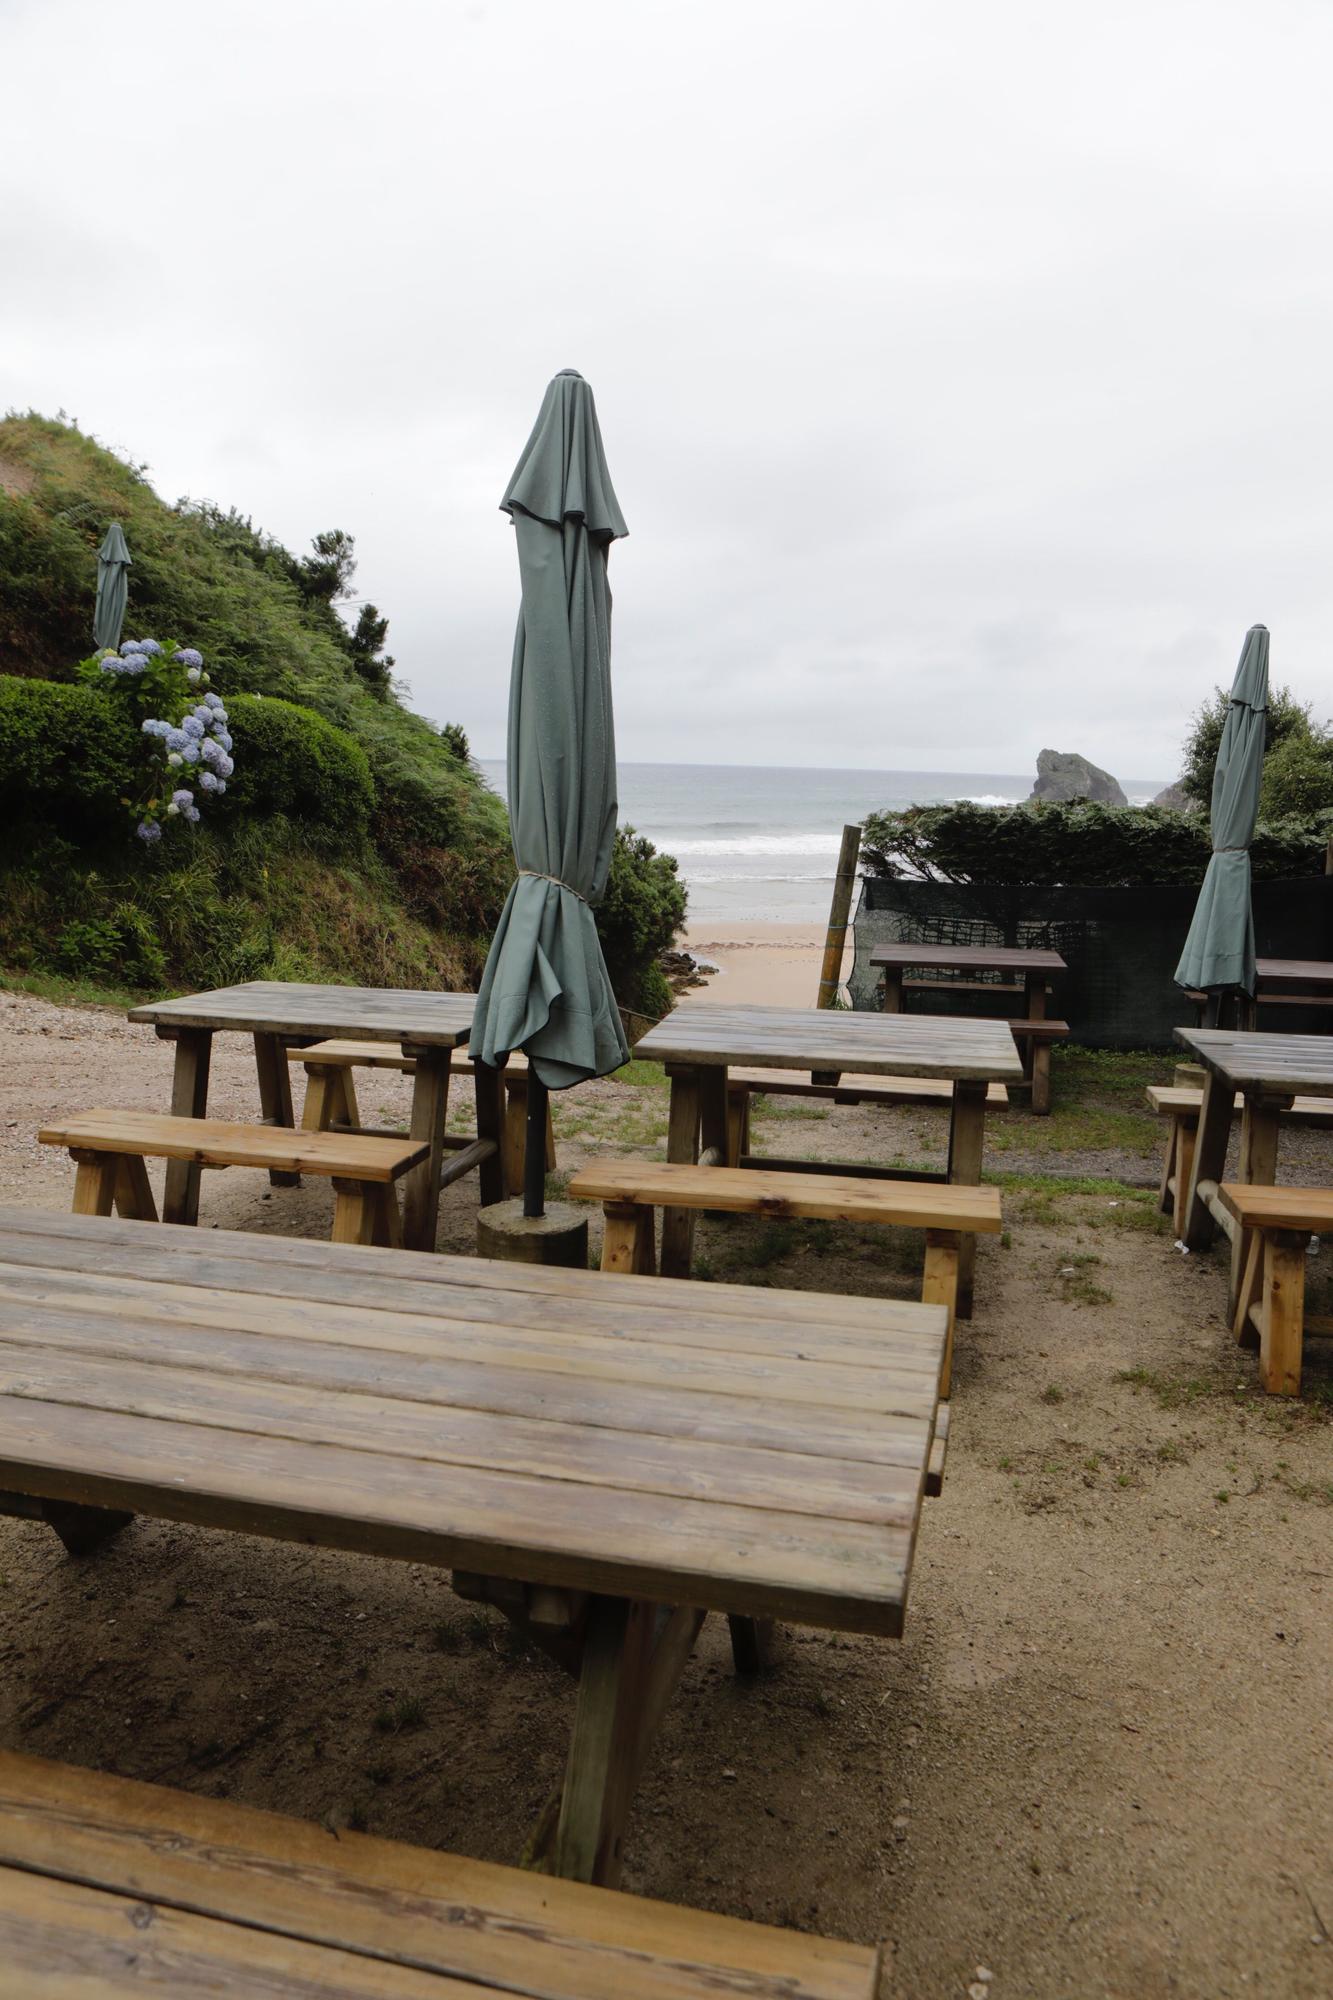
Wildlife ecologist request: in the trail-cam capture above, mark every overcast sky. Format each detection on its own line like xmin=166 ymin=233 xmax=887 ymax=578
xmin=4 ymin=0 xmax=1331 ymax=778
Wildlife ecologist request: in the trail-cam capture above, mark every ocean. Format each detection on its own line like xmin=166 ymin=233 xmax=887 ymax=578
xmin=478 ymin=762 xmax=1169 ymax=924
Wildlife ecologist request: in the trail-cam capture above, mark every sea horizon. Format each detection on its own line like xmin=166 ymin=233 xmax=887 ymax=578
xmin=479 ymin=758 xmax=1172 ymax=924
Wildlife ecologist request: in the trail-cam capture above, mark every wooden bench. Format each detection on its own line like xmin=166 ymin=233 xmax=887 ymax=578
xmin=0 ymin=1750 xmax=879 ymax=2000
xmin=569 ymin=1159 xmax=1002 ymax=1398
xmin=290 ymin=1039 xmax=556 ymax=1199
xmin=37 ymin=1109 xmax=428 ymax=1248
xmin=1149 ymin=1084 xmax=1333 ymax=1235
xmin=722 ymin=1070 xmax=1009 ymax=1168
xmin=1219 ymin=1182 xmax=1333 ymax=1396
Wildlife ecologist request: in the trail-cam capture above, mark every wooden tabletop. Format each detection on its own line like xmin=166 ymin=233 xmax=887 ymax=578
xmin=0 ymin=1209 xmax=946 ymax=1638
xmin=869 ymin=943 xmax=1066 ymax=974
xmin=129 ymin=981 xmax=477 ymax=1046
xmin=1176 ymin=1026 xmax=1333 ymax=1097
xmin=636 ymin=1002 xmax=1025 ymax=1082
xmin=1254 ymin=957 xmax=1333 ymax=993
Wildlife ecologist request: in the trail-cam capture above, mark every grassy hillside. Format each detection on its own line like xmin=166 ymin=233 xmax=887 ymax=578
xmin=0 ymin=414 xmax=683 ymax=1007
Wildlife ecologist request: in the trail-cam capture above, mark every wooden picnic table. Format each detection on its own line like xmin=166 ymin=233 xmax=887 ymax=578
xmin=1240 ymin=957 xmax=1333 ymax=1029
xmin=1175 ymin=1025 xmax=1333 ymax=1308
xmin=0 ymin=1207 xmax=946 ymax=1888
xmin=869 ymin=942 xmax=1067 ymax=1109
xmin=634 ymin=1001 xmax=1023 ymax=1315
xmin=128 ymin=982 xmax=500 ymax=1251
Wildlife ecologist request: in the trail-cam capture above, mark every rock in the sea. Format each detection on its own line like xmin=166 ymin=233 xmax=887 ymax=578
xmin=1029 ymin=747 xmax=1127 ymax=806
xmin=1151 ymin=778 xmax=1195 ymax=811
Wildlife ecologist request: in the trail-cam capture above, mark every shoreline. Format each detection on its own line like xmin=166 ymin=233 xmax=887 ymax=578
xmin=682 ymin=919 xmax=832 ymax=1008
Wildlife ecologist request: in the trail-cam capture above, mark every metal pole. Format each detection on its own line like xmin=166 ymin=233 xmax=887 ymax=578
xmin=523 ymin=1072 xmax=549 ymax=1219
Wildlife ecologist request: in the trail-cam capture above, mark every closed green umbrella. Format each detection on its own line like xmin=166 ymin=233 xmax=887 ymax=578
xmin=470 ymin=370 xmax=630 ymax=1212
xmin=93 ymin=522 xmax=131 ymax=651
xmin=1175 ymin=624 xmax=1270 ymax=1000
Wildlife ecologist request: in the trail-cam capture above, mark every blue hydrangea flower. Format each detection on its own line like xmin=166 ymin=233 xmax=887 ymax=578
xmin=180 ymin=741 xmax=200 ymax=763
xmin=138 ymin=639 xmax=163 ymax=656
xmin=181 ymin=714 xmax=205 ymax=739
xmin=173 ymin=648 xmax=204 ymax=668
xmin=186 ymin=667 xmax=201 ymax=684
xmin=216 ymin=753 xmax=234 ymax=778
xmin=198 ymin=769 xmax=219 ymax=792
xmin=171 ymin=788 xmax=194 ymax=806
xmin=120 ymin=639 xmax=145 ymax=656
xmin=214 ymin=779 xmax=227 ymax=795
xmin=136 ymin=819 xmax=162 ymax=843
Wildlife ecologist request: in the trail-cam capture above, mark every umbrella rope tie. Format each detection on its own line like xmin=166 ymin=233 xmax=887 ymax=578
xmin=519 ymin=869 xmax=588 ymax=904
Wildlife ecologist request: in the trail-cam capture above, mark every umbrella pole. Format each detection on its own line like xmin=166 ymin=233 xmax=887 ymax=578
xmin=523 ymin=1074 xmax=549 ymax=1219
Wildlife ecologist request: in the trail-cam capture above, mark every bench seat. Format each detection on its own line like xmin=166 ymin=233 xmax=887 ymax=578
xmin=1147 ymin=1084 xmax=1333 ymax=1235
xmin=1218 ymin=1182 xmax=1333 ymax=1397
xmin=290 ymin=1041 xmax=554 ymax=1197
xmin=37 ymin=1110 xmax=426 ymax=1248
xmin=570 ymin=1159 xmax=1001 ymax=1398
xmin=0 ymin=1749 xmax=879 ymax=2000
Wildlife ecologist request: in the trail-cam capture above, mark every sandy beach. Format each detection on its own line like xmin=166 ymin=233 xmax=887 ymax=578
xmin=684 ymin=920 xmax=832 ymax=1007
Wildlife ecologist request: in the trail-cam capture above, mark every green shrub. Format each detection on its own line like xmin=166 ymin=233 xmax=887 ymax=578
xmin=1182 ymin=683 xmax=1321 ymax=808
xmin=48 ymin=906 xmax=167 ymax=988
xmin=0 ymin=677 xmax=140 ymax=835
xmin=220 ymin=694 xmax=373 ymax=850
xmin=861 ymin=799 xmax=1333 ymax=887
xmin=597 ymin=827 xmax=687 ymax=1014
xmin=1259 ymin=732 xmax=1333 ymax=819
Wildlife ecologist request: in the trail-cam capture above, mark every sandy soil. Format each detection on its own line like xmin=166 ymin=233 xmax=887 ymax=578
xmin=684 ymin=921 xmax=828 ymax=1007
xmin=0 ymin=986 xmax=1330 ymax=2000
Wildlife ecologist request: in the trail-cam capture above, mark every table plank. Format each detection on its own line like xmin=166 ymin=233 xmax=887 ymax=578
xmin=869 ymin=944 xmax=1066 ymax=973
xmin=129 ymin=982 xmax=477 ymax=1046
xmin=637 ymin=1002 xmax=1024 ymax=1080
xmin=1177 ymin=1027 xmax=1333 ymax=1095
xmin=0 ymin=1211 xmax=940 ymax=1637
xmin=1255 ymin=957 xmax=1333 ymax=993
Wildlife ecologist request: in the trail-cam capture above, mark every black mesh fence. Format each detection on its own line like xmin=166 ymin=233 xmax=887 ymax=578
xmin=849 ymin=874 xmax=1333 ymax=1048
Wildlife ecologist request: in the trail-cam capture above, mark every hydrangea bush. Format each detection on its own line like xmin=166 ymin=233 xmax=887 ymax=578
xmin=75 ymin=639 xmax=235 ymax=843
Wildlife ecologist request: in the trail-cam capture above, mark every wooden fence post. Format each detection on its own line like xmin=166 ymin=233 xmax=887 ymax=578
xmin=816 ymin=823 xmax=862 ymax=1009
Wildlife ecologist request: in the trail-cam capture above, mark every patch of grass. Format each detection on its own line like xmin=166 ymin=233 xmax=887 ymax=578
xmin=1116 ymin=1366 xmax=1222 ymax=1410
xmin=1155 ymin=1439 xmax=1189 ymax=1465
xmin=1 ymin=964 xmax=146 ymax=1011
xmin=611 ymin=1059 xmax=670 ymax=1091
xmin=1054 ymin=1252 xmax=1113 ymax=1307
xmin=1040 ymin=1384 xmax=1065 ymax=1405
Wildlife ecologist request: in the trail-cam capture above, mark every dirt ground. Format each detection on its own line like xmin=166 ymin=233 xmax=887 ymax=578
xmin=0 ymin=985 xmax=1329 ymax=2000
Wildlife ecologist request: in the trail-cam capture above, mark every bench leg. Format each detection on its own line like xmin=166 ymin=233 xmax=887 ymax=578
xmin=1030 ymin=1039 xmax=1053 ymax=1116
xmin=471 ymin=1059 xmax=507 ymax=1213
xmin=371 ymin=1185 xmax=404 ymax=1249
xmin=726 ymin=1083 xmax=750 ymax=1169
xmin=1183 ymin=1071 xmax=1234 ymax=1251
xmin=659 ymin=1070 xmax=701 ymax=1278
xmin=331 ymin=1179 xmax=378 ymax=1246
xmin=402 ymin=1049 xmax=453 ymax=1252
xmin=161 ymin=1028 xmax=212 ymax=1226
xmin=502 ymin=1075 xmax=526 ymax=1197
xmin=71 ymin=1151 xmax=118 ymax=1217
xmin=946 ymin=1081 xmax=987 ymax=1320
xmin=1171 ymin=1114 xmax=1198 ymax=1238
xmin=43 ymin=1497 xmax=134 ymax=1558
xmin=727 ymin=1614 xmax=774 ymax=1675
xmin=254 ymin=1032 xmax=300 ymax=1189
xmin=300 ymin=1064 xmax=334 ymax=1133
xmin=1232 ymin=1230 xmax=1263 ymax=1348
xmin=547 ymin=1596 xmax=705 ymax=1886
xmin=1260 ymin=1231 xmax=1306 ymax=1397
xmin=922 ymin=1227 xmax=961 ymax=1398
xmin=1229 ymin=1096 xmax=1288 ymax=1319
xmin=113 ymin=1155 xmax=158 ymax=1223
xmin=601 ymin=1201 xmax=655 ymax=1275
xmin=1157 ymin=1116 xmax=1177 ymax=1218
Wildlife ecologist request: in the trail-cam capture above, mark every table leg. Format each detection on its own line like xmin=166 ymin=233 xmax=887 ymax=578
xmin=401 ymin=1049 xmax=453 ymax=1252
xmin=1260 ymin=1231 xmax=1306 ymax=1397
xmin=946 ymin=1079 xmax=987 ymax=1319
xmin=549 ymin=1596 xmax=705 ymax=1886
xmin=659 ymin=1068 xmax=701 ymax=1278
xmin=253 ymin=1032 xmax=300 ymax=1188
xmin=698 ymin=1065 xmax=729 ymax=1167
xmin=881 ymin=967 xmax=905 ymax=1013
xmin=471 ymin=1058 xmax=506 ymax=1209
xmin=1182 ymin=1071 xmax=1233 ymax=1251
xmin=160 ymin=1028 xmax=212 ymax=1226
xmin=1229 ymin=1093 xmax=1290 ymax=1318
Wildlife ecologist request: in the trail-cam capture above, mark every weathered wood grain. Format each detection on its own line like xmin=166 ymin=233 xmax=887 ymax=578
xmin=0 ymin=1750 xmax=880 ymax=2000
xmin=570 ymin=1161 xmax=1002 ymax=1234
xmin=130 ymin=982 xmax=477 ymax=1046
xmin=869 ymin=944 xmax=1066 ymax=974
xmin=637 ymin=1003 xmax=1024 ymax=1081
xmin=39 ymin=1112 xmax=427 ymax=1184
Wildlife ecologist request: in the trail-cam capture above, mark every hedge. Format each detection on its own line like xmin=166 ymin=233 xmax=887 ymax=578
xmin=0 ymin=676 xmax=372 ymax=853
xmin=861 ymin=800 xmax=1333 ymax=888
